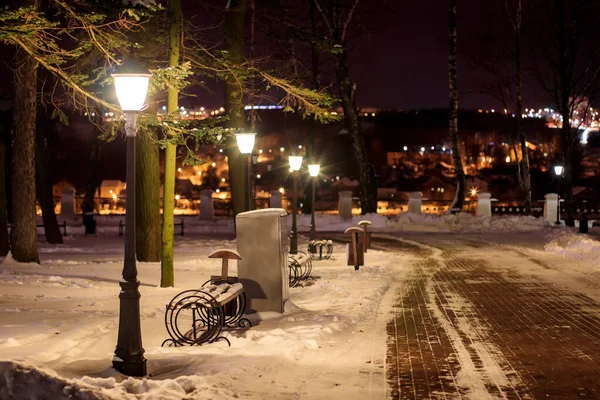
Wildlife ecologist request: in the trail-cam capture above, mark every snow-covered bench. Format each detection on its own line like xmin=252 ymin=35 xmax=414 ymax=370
xmin=308 ymin=239 xmax=333 ymax=260
xmin=289 ymin=251 xmax=313 ymax=288
xmin=162 ymin=249 xmax=251 ymax=347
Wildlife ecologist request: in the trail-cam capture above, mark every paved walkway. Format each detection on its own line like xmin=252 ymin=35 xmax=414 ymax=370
xmin=381 ymin=234 xmax=600 ymax=400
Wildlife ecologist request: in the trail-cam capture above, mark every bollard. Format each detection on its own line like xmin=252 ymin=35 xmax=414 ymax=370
xmin=344 ymin=227 xmax=364 ymax=271
xmin=199 ymin=189 xmax=214 ymax=219
xmin=579 ymin=213 xmax=589 ymax=234
xmin=476 ymin=193 xmax=492 ymax=217
xmin=270 ymin=190 xmax=282 ymax=208
xmin=338 ymin=191 xmax=353 ymax=219
xmin=544 ymin=193 xmax=559 ymax=224
xmin=358 ymin=220 xmax=372 ymax=253
xmin=408 ymin=192 xmax=423 ymax=214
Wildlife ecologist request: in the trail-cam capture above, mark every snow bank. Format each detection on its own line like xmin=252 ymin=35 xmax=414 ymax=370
xmin=295 ymin=212 xmax=545 ymax=233
xmin=0 ymin=361 xmax=236 ymax=400
xmin=545 ymin=230 xmax=600 ymax=269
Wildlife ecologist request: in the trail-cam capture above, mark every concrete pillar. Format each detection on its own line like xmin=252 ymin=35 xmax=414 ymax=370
xmin=408 ymin=192 xmax=422 ymax=214
xmin=199 ymin=189 xmax=214 ymax=219
xmin=270 ymin=190 xmax=282 ymax=208
xmin=60 ymin=188 xmax=76 ymax=220
xmin=544 ymin=193 xmax=559 ymax=224
xmin=477 ymin=192 xmax=492 ymax=217
xmin=338 ymin=191 xmax=353 ymax=219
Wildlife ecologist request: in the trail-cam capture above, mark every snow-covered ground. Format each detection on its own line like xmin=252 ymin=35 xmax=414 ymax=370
xmin=0 ymin=232 xmax=414 ymax=399
xmin=0 ymin=214 xmax=590 ymax=399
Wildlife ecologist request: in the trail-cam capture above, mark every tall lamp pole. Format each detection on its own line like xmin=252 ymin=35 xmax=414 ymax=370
xmin=554 ymin=165 xmax=564 ymax=225
xmin=251 ymin=153 xmax=258 ymax=206
xmin=111 ymin=64 xmax=151 ymax=376
xmin=235 ymin=132 xmax=256 ymax=212
xmin=289 ymin=155 xmax=303 ymax=254
xmin=308 ymin=164 xmax=320 ymax=240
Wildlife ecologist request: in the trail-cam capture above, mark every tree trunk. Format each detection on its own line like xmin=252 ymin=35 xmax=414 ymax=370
xmin=224 ymin=0 xmax=249 ymax=219
xmin=0 ymin=116 xmax=9 ymax=257
xmin=35 ymin=107 xmax=62 ymax=244
xmin=302 ymin=1 xmax=320 ymax=215
xmin=558 ymin=0 xmax=574 ymax=226
xmin=448 ymin=0 xmax=465 ymax=212
xmin=136 ymin=126 xmax=161 ymax=262
xmin=11 ymin=19 xmax=40 ymax=263
xmin=514 ymin=0 xmax=532 ymax=214
xmin=81 ymin=121 xmax=101 ymax=224
xmin=161 ymin=0 xmax=181 ymax=287
xmin=335 ymin=48 xmax=377 ymax=214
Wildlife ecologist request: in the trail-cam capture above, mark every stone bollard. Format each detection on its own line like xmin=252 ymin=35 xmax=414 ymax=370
xmin=544 ymin=193 xmax=559 ymax=224
xmin=477 ymin=192 xmax=492 ymax=217
xmin=408 ymin=192 xmax=423 ymax=214
xmin=199 ymin=189 xmax=214 ymax=219
xmin=270 ymin=190 xmax=282 ymax=208
xmin=338 ymin=191 xmax=353 ymax=219
xmin=60 ymin=188 xmax=76 ymax=220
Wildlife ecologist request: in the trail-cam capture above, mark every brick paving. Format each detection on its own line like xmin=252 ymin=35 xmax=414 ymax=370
xmin=383 ymin=236 xmax=600 ymax=399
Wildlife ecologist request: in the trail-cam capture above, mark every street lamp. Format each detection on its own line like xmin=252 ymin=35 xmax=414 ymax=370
xmin=554 ymin=165 xmax=564 ymax=225
xmin=308 ymin=164 xmax=320 ymax=240
xmin=235 ymin=132 xmax=256 ymax=212
xmin=251 ymin=153 xmax=258 ymax=205
xmin=289 ymin=155 xmax=303 ymax=254
xmin=111 ymin=63 xmax=151 ymax=377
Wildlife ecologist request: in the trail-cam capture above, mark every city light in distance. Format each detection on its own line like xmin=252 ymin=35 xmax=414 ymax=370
xmin=175 ymin=194 xmax=180 ymax=201
xmin=279 ymin=187 xmax=284 ymax=193
xmin=280 ymin=147 xmax=285 ymax=152
xmin=211 ymin=162 xmax=216 ymax=167
xmin=403 ymin=146 xmax=408 ymax=151
xmin=177 ymin=168 xmax=182 ymax=172
xmin=256 ymin=174 xmax=261 ymax=179
xmin=216 ymin=189 xmax=221 ymax=193
xmin=221 ymin=178 xmax=226 ymax=182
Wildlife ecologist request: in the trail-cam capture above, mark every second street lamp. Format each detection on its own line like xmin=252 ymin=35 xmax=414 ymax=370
xmin=289 ymin=155 xmax=303 ymax=254
xmin=111 ymin=63 xmax=151 ymax=377
xmin=235 ymin=132 xmax=256 ymax=212
xmin=308 ymin=164 xmax=320 ymax=240
xmin=554 ymin=165 xmax=564 ymax=225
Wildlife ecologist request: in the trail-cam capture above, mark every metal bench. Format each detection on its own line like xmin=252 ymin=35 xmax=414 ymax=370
xmin=7 ymin=221 xmax=67 ymax=237
xmin=308 ymin=239 xmax=333 ymax=260
xmin=288 ymin=250 xmax=313 ymax=288
xmin=162 ymin=249 xmax=251 ymax=347
xmin=120 ymin=219 xmax=184 ymax=236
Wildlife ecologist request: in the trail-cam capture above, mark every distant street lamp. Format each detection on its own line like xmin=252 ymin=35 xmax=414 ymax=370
xmin=289 ymin=155 xmax=303 ymax=254
xmin=111 ymin=62 xmax=151 ymax=377
xmin=235 ymin=132 xmax=256 ymax=212
xmin=554 ymin=165 xmax=564 ymax=224
xmin=308 ymin=164 xmax=320 ymax=240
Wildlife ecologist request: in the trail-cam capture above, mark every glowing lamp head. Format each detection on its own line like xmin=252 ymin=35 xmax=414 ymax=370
xmin=235 ymin=132 xmax=256 ymax=154
xmin=470 ymin=188 xmax=478 ymax=196
xmin=289 ymin=155 xmax=303 ymax=171
xmin=111 ymin=61 xmax=151 ymax=112
xmin=554 ymin=165 xmax=564 ymax=176
xmin=308 ymin=164 xmax=320 ymax=177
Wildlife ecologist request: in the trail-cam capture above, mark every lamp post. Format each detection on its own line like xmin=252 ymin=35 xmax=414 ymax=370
xmin=554 ymin=165 xmax=564 ymax=225
xmin=289 ymin=155 xmax=303 ymax=254
xmin=308 ymin=164 xmax=320 ymax=240
xmin=111 ymin=64 xmax=151 ymax=377
xmin=235 ymin=132 xmax=256 ymax=212
xmin=251 ymin=153 xmax=258 ymax=205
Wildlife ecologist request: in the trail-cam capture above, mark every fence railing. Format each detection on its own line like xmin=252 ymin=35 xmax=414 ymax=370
xmin=48 ymin=195 xmax=546 ymax=217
